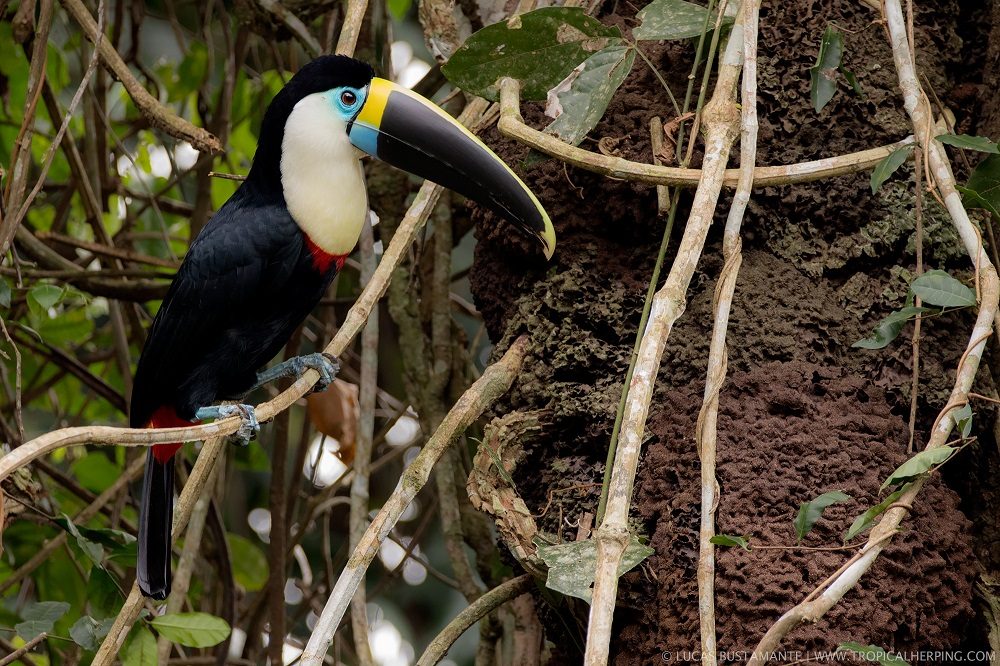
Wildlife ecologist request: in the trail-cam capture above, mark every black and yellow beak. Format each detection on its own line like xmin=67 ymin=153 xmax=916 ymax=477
xmin=348 ymin=78 xmax=555 ymax=259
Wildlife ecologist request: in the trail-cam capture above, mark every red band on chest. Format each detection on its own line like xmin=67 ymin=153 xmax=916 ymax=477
xmin=148 ymin=405 xmax=192 ymax=463
xmin=305 ymin=237 xmax=348 ymax=273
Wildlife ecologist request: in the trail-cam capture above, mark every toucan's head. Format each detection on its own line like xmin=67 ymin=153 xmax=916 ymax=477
xmin=250 ymin=55 xmax=555 ymax=259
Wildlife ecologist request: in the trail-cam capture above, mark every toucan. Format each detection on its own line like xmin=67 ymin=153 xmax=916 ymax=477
xmin=130 ymin=55 xmax=555 ymax=600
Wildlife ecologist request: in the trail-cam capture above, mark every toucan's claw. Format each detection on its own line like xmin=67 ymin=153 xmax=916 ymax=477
xmin=195 ymin=403 xmax=259 ymax=446
xmin=254 ymin=352 xmax=340 ymax=395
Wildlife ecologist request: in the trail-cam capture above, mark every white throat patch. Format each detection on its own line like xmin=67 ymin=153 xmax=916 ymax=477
xmin=280 ymin=92 xmax=368 ymax=256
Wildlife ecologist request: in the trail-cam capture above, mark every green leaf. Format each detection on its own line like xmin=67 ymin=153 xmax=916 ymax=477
xmin=122 ymin=627 xmax=158 ymax=666
xmin=852 ymin=306 xmax=930 ymax=350
xmin=543 ymin=44 xmax=635 ymax=147
xmin=27 ymin=283 xmax=64 ymax=317
xmin=71 ymin=453 xmax=123 ymax=493
xmin=870 ymin=146 xmax=913 ymax=193
xmin=632 ymin=0 xmax=729 ymax=41
xmin=936 ymin=133 xmax=999 ymax=154
xmin=70 ymin=615 xmax=114 ymax=650
xmin=844 ymin=489 xmax=905 ymax=542
xmin=794 ymin=490 xmax=851 ymax=542
xmin=151 ymin=612 xmax=231 ymax=647
xmin=837 ymin=643 xmax=911 ymax=666
xmin=387 ymin=0 xmax=412 ymax=20
xmin=953 ymin=403 xmax=973 ymax=439
xmin=710 ymin=534 xmax=750 ymax=550
xmin=536 ymin=535 xmax=653 ymax=602
xmin=910 ymin=269 xmax=976 ymax=307
xmin=87 ymin=567 xmax=123 ymax=618
xmin=880 ymin=446 xmax=954 ymax=491
xmin=0 ymin=278 xmax=11 ymax=308
xmin=810 ymin=26 xmax=844 ymax=113
xmin=15 ymin=600 xmax=71 ymax=640
xmin=442 ymin=7 xmax=621 ymax=101
xmin=960 ymin=153 xmax=1000 ymax=219
xmin=58 ymin=512 xmax=105 ymax=566
xmin=227 ymin=533 xmax=269 ymax=591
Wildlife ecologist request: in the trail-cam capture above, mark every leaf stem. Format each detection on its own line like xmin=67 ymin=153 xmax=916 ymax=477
xmin=628 ymin=41 xmax=682 ymax=119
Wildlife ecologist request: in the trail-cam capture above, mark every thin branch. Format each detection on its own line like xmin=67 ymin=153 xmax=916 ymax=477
xmin=415 ymin=575 xmax=534 ymax=666
xmin=0 ymin=632 xmax=46 ymax=666
xmin=498 ymin=79 xmax=914 ymax=189
xmin=585 ymin=1 xmax=757 ymax=662
xmin=58 ymin=0 xmax=222 ymax=154
xmin=334 ymin=0 xmax=369 ymax=56
xmin=694 ymin=2 xmax=760 ymax=661
xmin=746 ymin=0 xmax=1000 ymax=657
xmin=349 ymin=217 xmax=379 ymax=666
xmin=298 ymin=336 xmax=529 ymax=665
xmin=258 ymin=0 xmax=322 ymax=57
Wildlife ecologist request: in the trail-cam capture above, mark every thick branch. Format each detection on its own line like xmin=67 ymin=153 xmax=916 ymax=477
xmin=694 ymin=3 xmax=760 ymax=660
xmin=498 ymin=79 xmax=913 ymax=188
xmin=585 ymin=2 xmax=756 ymax=662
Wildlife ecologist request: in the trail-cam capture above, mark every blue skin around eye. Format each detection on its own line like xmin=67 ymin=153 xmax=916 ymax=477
xmin=330 ymin=86 xmax=366 ymax=121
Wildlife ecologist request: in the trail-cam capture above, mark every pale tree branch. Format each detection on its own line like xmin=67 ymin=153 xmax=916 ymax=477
xmin=694 ymin=2 xmax=760 ymax=660
xmin=498 ymin=80 xmax=914 ymax=189
xmin=415 ymin=574 xmax=534 ymax=666
xmin=298 ymin=336 xmax=529 ymax=665
xmin=584 ymin=1 xmax=757 ymax=662
xmin=746 ymin=0 xmax=1000 ymax=658
xmin=349 ymin=217 xmax=380 ymax=666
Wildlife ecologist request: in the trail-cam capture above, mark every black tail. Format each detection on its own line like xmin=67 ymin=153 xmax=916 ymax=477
xmin=138 ymin=450 xmax=175 ymax=600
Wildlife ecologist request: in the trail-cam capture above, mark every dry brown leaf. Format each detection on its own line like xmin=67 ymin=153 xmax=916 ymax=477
xmin=307 ymin=379 xmax=360 ymax=464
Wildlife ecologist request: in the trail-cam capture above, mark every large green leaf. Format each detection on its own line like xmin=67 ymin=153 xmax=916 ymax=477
xmin=794 ymin=490 xmax=850 ymax=542
xmin=70 ymin=615 xmax=115 ymax=650
xmin=227 ymin=533 xmax=270 ymax=591
xmin=810 ymin=26 xmax=843 ymax=113
xmin=15 ymin=601 xmax=71 ymax=640
xmin=442 ymin=7 xmax=621 ymax=101
xmin=122 ymin=627 xmax=158 ymax=666
xmin=632 ymin=0 xmax=727 ymax=41
xmin=27 ymin=283 xmax=64 ymax=317
xmin=870 ymin=146 xmax=912 ymax=193
xmin=151 ymin=612 xmax=231 ymax=647
xmin=960 ymin=153 xmax=1000 ymax=219
xmin=936 ymin=133 xmax=999 ymax=154
xmin=543 ymin=44 xmax=635 ymax=146
xmin=880 ymin=446 xmax=954 ymax=491
xmin=536 ymin=535 xmax=653 ymax=602
xmin=71 ymin=454 xmax=123 ymax=493
xmin=852 ymin=306 xmax=931 ymax=350
xmin=910 ymin=270 xmax=975 ymax=308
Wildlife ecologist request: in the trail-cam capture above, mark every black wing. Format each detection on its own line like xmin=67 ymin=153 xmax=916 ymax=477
xmin=130 ymin=195 xmax=320 ymax=427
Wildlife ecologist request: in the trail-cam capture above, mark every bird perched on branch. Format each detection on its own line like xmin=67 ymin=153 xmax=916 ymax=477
xmin=130 ymin=55 xmax=555 ymax=599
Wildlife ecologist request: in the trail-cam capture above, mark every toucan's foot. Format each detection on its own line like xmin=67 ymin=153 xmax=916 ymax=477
xmin=195 ymin=403 xmax=259 ymax=446
xmin=254 ymin=352 xmax=340 ymax=395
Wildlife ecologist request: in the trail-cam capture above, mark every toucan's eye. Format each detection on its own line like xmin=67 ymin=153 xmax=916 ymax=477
xmin=341 ymin=90 xmax=357 ymax=107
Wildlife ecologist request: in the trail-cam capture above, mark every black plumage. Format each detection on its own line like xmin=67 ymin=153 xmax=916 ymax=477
xmin=131 ymin=55 xmax=372 ymax=599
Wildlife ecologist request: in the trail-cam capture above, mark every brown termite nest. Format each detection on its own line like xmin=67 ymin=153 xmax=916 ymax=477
xmin=467 ymin=0 xmax=996 ymax=660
